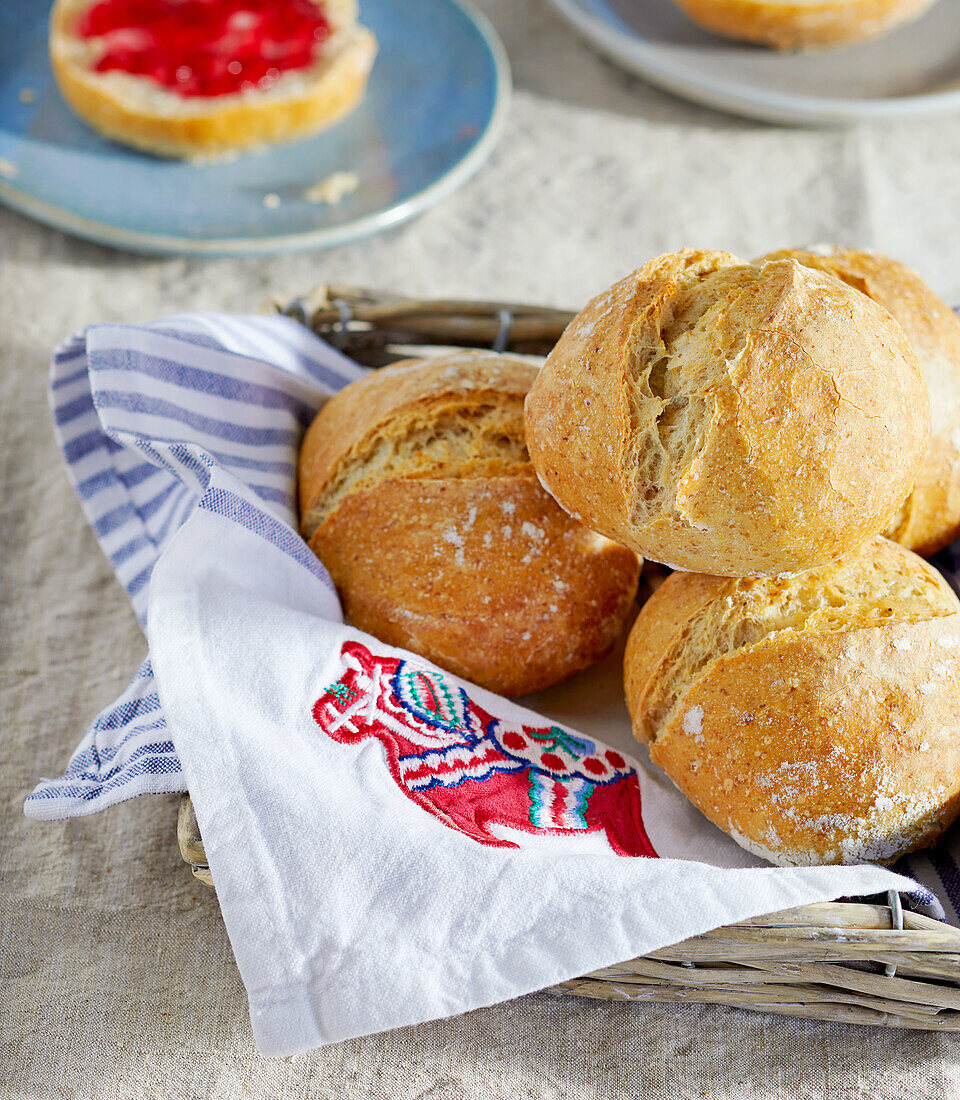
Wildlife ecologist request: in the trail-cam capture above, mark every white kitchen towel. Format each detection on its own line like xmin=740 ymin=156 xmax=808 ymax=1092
xmin=25 ymin=314 xmax=949 ymax=1054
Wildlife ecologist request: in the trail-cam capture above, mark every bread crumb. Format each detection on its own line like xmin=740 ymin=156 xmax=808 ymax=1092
xmin=501 ymin=501 xmax=515 ymax=516
xmin=18 ymin=88 xmax=35 ymax=104
xmin=892 ymin=637 xmax=912 ymax=651
xmin=262 ymin=192 xmax=281 ymax=209
xmin=303 ymin=171 xmax=359 ymax=205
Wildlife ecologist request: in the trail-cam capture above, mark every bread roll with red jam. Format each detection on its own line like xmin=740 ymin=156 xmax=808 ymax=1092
xmin=298 ymin=352 xmax=642 ymax=698
xmin=625 ymin=537 xmax=960 ymax=866
xmin=761 ymin=245 xmax=960 ymax=558
xmin=524 ymin=248 xmax=930 ymax=577
xmin=50 ymin=0 xmax=376 ymax=157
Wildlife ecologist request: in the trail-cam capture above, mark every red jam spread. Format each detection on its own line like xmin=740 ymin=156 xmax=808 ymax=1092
xmin=77 ymin=0 xmax=331 ymax=97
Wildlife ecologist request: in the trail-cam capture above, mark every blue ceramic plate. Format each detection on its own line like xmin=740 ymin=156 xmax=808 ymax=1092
xmin=0 ymin=0 xmax=510 ymax=254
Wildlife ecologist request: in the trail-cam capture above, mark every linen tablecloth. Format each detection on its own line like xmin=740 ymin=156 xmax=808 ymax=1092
xmin=6 ymin=1 xmax=960 ymax=1094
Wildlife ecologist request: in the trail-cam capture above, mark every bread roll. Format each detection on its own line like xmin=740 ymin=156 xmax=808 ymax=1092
xmin=524 ymin=248 xmax=929 ymax=577
xmin=761 ymin=246 xmax=960 ymax=558
xmin=50 ymin=0 xmax=376 ymax=158
xmin=624 ymin=537 xmax=960 ymax=866
xmin=298 ymin=352 xmax=641 ymax=697
xmin=671 ymin=0 xmax=937 ymax=50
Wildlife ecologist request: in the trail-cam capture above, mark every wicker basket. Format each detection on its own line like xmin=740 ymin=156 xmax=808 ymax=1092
xmin=175 ymin=288 xmax=960 ymax=1032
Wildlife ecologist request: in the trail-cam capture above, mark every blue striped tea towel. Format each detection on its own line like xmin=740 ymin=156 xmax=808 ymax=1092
xmin=23 ymin=314 xmax=955 ymax=1053
xmin=26 ymin=314 xmax=361 ymax=819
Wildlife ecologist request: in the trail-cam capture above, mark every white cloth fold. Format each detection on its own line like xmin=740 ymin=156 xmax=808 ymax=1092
xmin=148 ymin=507 xmax=913 ymax=1053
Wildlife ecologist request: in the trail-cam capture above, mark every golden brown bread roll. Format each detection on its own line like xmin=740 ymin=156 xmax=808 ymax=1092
xmin=760 ymin=246 xmax=960 ymax=558
xmin=624 ymin=538 xmax=960 ymax=866
xmin=298 ymin=351 xmax=641 ymax=697
xmin=524 ymin=248 xmax=929 ymax=577
xmin=671 ymin=0 xmax=937 ymax=50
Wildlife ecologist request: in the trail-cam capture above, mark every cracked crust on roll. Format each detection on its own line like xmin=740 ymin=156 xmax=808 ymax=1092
xmin=624 ymin=537 xmax=960 ymax=866
xmin=672 ymin=0 xmax=938 ymax=50
xmin=298 ymin=352 xmax=641 ymax=697
xmin=761 ymin=246 xmax=960 ymax=558
xmin=524 ymin=248 xmax=930 ymax=577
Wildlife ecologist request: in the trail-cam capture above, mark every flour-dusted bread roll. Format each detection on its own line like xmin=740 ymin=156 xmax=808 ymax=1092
xmin=50 ymin=0 xmax=376 ymax=158
xmin=524 ymin=249 xmax=929 ymax=577
xmin=624 ymin=538 xmax=960 ymax=866
xmin=298 ymin=352 xmax=641 ymax=697
xmin=671 ymin=0 xmax=937 ymax=49
xmin=761 ymin=246 xmax=960 ymax=558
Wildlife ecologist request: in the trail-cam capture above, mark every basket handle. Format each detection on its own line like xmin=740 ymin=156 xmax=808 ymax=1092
xmin=276 ymin=286 xmax=575 ymax=367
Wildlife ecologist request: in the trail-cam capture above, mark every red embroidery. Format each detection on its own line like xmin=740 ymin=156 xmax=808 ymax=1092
xmin=312 ymin=641 xmax=657 ymax=858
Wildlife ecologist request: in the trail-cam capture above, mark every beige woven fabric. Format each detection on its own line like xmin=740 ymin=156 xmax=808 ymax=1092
xmin=5 ymin=3 xmax=960 ymax=1093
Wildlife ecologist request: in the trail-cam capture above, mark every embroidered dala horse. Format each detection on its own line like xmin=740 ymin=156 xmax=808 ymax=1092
xmin=312 ymin=641 xmax=657 ymax=857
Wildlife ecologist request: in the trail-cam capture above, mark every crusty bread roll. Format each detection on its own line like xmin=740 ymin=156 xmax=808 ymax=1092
xmin=50 ymin=0 xmax=376 ymax=158
xmin=298 ymin=352 xmax=641 ymax=697
xmin=672 ymin=0 xmax=937 ymax=50
xmin=524 ymin=249 xmax=929 ymax=578
xmin=625 ymin=537 xmax=960 ymax=866
xmin=760 ymin=246 xmax=960 ymax=558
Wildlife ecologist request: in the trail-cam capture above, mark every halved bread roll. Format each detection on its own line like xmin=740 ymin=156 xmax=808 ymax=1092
xmin=298 ymin=352 xmax=642 ymax=697
xmin=524 ymin=249 xmax=929 ymax=577
xmin=672 ymin=0 xmax=938 ymax=50
xmin=50 ymin=0 xmax=376 ymax=158
xmin=625 ymin=537 xmax=960 ymax=866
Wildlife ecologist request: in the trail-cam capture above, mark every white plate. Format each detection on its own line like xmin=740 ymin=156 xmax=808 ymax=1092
xmin=547 ymin=0 xmax=960 ymax=125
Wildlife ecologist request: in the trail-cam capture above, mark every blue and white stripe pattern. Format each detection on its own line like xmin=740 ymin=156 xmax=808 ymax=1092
xmin=24 ymin=314 xmax=363 ymax=820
